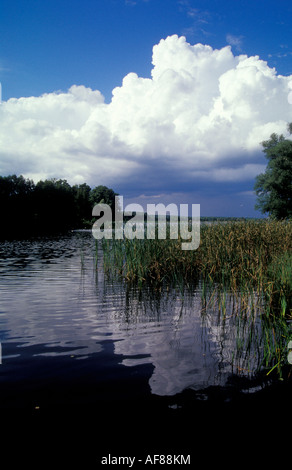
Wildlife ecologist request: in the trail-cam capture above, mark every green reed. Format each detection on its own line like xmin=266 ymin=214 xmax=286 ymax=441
xmin=100 ymin=220 xmax=291 ymax=311
xmin=98 ymin=220 xmax=292 ymax=377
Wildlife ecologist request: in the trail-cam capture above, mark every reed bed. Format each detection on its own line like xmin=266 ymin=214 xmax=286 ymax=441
xmin=100 ymin=220 xmax=291 ymax=314
xmin=98 ymin=220 xmax=292 ymax=377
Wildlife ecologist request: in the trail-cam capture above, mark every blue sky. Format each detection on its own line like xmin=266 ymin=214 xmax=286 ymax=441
xmin=2 ymin=0 xmax=292 ymax=101
xmin=1 ymin=0 xmax=292 ymax=217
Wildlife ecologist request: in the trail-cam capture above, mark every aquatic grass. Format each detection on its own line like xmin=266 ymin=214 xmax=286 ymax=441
xmin=198 ymin=220 xmax=291 ymax=289
xmin=102 ymin=236 xmax=198 ymax=287
xmin=265 ymin=252 xmax=292 ymax=317
xmin=100 ymin=220 xmax=291 ymax=308
xmin=96 ymin=219 xmax=292 ymax=378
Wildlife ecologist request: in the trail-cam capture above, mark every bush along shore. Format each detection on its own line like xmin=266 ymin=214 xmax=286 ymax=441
xmin=98 ymin=219 xmax=292 ymax=378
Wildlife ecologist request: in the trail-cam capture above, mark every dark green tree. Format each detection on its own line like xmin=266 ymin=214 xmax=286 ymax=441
xmin=0 ymin=174 xmax=120 ymax=237
xmin=254 ymin=124 xmax=292 ymax=219
xmin=72 ymin=183 xmax=92 ymax=227
xmin=0 ymin=174 xmax=35 ymax=236
xmin=89 ymin=185 xmax=118 ymax=208
xmin=0 ymin=174 xmax=35 ymax=198
xmin=33 ymin=178 xmax=76 ymax=232
xmin=89 ymin=184 xmax=120 ymax=218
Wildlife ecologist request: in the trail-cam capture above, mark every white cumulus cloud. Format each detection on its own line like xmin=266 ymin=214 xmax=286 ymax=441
xmin=0 ymin=35 xmax=291 ymax=192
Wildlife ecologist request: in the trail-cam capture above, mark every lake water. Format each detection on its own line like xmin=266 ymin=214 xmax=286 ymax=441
xmin=0 ymin=231 xmax=263 ymax=400
xmin=0 ymin=231 xmax=290 ymax=464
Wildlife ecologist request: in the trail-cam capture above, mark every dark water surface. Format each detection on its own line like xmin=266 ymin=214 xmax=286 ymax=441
xmin=0 ymin=232 xmax=290 ymax=466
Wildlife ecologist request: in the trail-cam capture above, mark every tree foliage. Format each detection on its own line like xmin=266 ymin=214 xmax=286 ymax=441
xmin=89 ymin=185 xmax=117 ymax=208
xmin=254 ymin=123 xmax=292 ymax=219
xmin=0 ymin=175 xmax=117 ymax=238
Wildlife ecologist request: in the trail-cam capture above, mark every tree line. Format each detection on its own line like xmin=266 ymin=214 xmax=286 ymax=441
xmin=0 ymin=176 xmax=118 ymax=238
